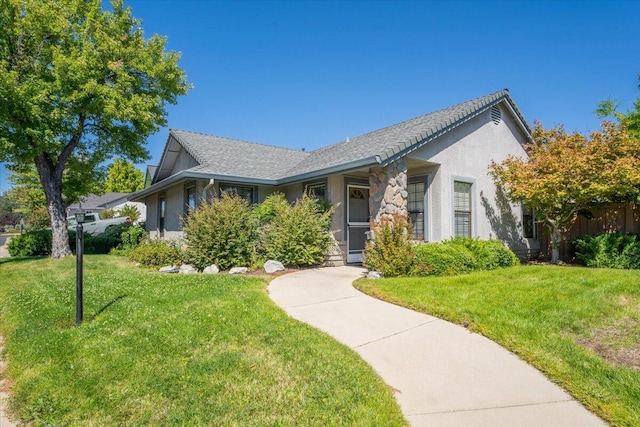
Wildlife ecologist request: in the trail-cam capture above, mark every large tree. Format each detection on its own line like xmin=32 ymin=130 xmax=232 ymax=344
xmin=596 ymin=73 xmax=640 ymax=140
xmin=104 ymin=158 xmax=144 ymax=193
xmin=0 ymin=0 xmax=189 ymax=257
xmin=490 ymin=121 xmax=640 ymax=263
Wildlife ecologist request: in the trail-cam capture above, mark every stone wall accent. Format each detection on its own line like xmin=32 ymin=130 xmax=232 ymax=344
xmin=369 ymin=159 xmax=408 ymax=223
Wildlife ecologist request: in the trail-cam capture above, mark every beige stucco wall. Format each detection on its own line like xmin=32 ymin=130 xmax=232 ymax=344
xmin=407 ymin=105 xmax=538 ymax=254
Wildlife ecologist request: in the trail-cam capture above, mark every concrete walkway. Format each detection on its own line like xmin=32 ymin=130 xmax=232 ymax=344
xmin=268 ymin=266 xmax=606 ymax=427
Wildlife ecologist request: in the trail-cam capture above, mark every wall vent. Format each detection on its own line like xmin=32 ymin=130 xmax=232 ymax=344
xmin=491 ymin=105 xmax=502 ymax=125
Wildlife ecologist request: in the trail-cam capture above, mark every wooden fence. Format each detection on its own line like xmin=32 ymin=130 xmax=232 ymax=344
xmin=539 ymin=203 xmax=640 ymax=261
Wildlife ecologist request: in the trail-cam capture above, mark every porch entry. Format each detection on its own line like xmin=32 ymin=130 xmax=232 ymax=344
xmin=347 ymin=185 xmax=370 ymax=263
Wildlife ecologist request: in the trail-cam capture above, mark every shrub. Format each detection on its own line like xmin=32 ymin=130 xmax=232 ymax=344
xmin=363 ymin=214 xmax=416 ymax=277
xmin=69 ymin=229 xmax=120 ymax=255
xmin=120 ymin=224 xmax=147 ymax=251
xmin=254 ymin=193 xmax=289 ymax=225
xmin=571 ymin=233 xmax=640 ymax=269
xmin=260 ymin=193 xmax=334 ymax=266
xmin=100 ymin=208 xmax=116 ymax=219
xmin=7 ymin=229 xmax=52 ymax=256
xmin=182 ymin=193 xmax=257 ymax=270
xmin=129 ymin=239 xmax=185 ymax=267
xmin=413 ymin=243 xmax=477 ymax=277
xmin=117 ymin=204 xmax=141 ymax=223
xmin=446 ymin=237 xmax=519 ymax=270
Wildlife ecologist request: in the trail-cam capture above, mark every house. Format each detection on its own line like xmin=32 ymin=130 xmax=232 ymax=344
xmin=130 ymin=89 xmax=540 ymax=264
xmin=68 ymin=192 xmax=146 ymax=223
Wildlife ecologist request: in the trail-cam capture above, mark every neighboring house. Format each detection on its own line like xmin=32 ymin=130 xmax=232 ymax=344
xmin=130 ymin=89 xmax=540 ymax=264
xmin=68 ymin=192 xmax=146 ymax=223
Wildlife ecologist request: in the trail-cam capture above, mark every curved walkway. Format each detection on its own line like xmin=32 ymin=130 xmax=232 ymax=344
xmin=268 ymin=266 xmax=606 ymax=427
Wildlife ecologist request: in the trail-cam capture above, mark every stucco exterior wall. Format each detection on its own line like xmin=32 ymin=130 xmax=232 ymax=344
xmin=145 ymin=193 xmax=159 ymax=237
xmin=280 ymin=183 xmax=303 ymax=203
xmin=407 ymin=105 xmax=538 ymax=255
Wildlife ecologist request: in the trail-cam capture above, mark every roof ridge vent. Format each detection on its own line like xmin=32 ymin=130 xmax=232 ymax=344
xmin=491 ymin=105 xmax=502 ymax=125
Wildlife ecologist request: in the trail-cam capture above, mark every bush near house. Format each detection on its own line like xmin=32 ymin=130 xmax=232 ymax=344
xmin=413 ymin=242 xmax=477 ymax=277
xmin=128 ymin=238 xmax=185 ymax=267
xmin=363 ymin=213 xmax=416 ymax=277
xmin=260 ymin=193 xmax=334 ymax=266
xmin=363 ymin=217 xmax=519 ymax=277
xmin=182 ymin=193 xmax=258 ymax=270
xmin=570 ymin=233 xmax=640 ymax=269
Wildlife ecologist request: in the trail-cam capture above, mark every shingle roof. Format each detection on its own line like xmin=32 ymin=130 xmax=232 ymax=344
xmin=283 ymin=89 xmax=527 ymax=179
xmin=154 ymin=89 xmax=529 ymax=186
xmin=170 ymin=130 xmax=311 ymax=181
xmin=68 ymin=192 xmax=130 ymax=210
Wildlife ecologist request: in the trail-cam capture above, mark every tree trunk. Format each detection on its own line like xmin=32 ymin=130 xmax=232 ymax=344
xmin=35 ymin=156 xmax=72 ymax=258
xmin=550 ymin=225 xmax=562 ymax=264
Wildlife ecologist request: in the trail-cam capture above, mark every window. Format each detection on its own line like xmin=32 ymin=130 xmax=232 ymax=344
xmin=454 ymin=181 xmax=472 ymax=238
xmin=408 ymin=180 xmax=425 ymax=240
xmin=185 ymin=186 xmax=197 ymax=213
xmin=522 ymin=204 xmax=536 ymax=238
xmin=221 ymin=185 xmax=255 ymax=203
xmin=305 ymin=182 xmax=326 ymax=201
xmin=159 ymin=195 xmax=166 ymax=237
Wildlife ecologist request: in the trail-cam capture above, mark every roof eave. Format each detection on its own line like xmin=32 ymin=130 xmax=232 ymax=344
xmin=278 ymin=156 xmax=379 ymax=185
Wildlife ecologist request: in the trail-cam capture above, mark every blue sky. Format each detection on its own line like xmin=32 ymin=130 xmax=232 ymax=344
xmin=1 ymin=0 xmax=639 ymax=193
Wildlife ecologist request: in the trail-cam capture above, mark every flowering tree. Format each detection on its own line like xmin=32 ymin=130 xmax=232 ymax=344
xmin=490 ymin=122 xmax=640 ymax=263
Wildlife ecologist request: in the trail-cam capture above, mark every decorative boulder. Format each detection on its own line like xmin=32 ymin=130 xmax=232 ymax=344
xmin=263 ymin=260 xmax=285 ymax=274
xmin=367 ymin=271 xmax=383 ymax=279
xmin=179 ymin=264 xmax=198 ymax=274
xmin=229 ymin=267 xmax=248 ymax=275
xmin=159 ymin=265 xmax=179 ymax=273
xmin=203 ymin=264 xmax=220 ymax=274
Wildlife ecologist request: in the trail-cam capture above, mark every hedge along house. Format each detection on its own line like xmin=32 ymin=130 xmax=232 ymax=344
xmin=130 ymin=89 xmax=540 ymax=264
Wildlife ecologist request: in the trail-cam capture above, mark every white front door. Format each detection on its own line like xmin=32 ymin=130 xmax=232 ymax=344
xmin=347 ymin=185 xmax=370 ymax=263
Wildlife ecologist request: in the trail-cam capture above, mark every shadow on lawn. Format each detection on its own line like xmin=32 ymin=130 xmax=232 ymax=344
xmin=91 ymin=294 xmax=128 ymax=320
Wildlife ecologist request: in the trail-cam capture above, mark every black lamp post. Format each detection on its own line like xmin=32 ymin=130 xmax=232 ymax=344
xmin=75 ymin=204 xmax=85 ymax=326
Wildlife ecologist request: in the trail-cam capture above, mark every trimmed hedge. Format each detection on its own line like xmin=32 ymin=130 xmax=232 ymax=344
xmin=129 ymin=239 xmax=185 ymax=267
xmin=7 ymin=230 xmax=52 ymax=257
xmin=570 ymin=233 xmax=640 ymax=269
xmin=8 ymin=226 xmax=128 ymax=257
xmin=413 ymin=242 xmax=477 ymax=277
xmin=447 ymin=237 xmax=519 ymax=270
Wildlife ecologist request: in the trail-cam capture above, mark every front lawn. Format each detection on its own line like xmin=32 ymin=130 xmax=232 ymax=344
xmin=0 ymin=256 xmax=406 ymax=426
xmin=356 ymin=265 xmax=640 ymax=427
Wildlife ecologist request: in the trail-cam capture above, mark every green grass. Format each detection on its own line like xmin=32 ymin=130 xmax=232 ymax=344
xmin=0 ymin=256 xmax=406 ymax=426
xmin=355 ymin=265 xmax=640 ymax=427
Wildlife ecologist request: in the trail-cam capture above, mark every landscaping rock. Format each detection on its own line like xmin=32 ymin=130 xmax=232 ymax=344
xmin=229 ymin=267 xmax=248 ymax=275
xmin=159 ymin=265 xmax=179 ymax=273
xmin=203 ymin=264 xmax=220 ymax=274
xmin=179 ymin=264 xmax=198 ymax=274
xmin=367 ymin=271 xmax=383 ymax=279
xmin=264 ymin=260 xmax=285 ymax=274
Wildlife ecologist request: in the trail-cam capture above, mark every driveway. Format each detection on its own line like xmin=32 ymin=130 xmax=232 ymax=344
xmin=268 ymin=266 xmax=606 ymax=427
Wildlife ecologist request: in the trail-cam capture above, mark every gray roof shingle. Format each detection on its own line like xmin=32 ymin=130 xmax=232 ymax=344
xmin=282 ymin=89 xmax=526 ymax=178
xmin=170 ymin=130 xmax=311 ymax=181
xmin=158 ymin=89 xmax=528 ymax=185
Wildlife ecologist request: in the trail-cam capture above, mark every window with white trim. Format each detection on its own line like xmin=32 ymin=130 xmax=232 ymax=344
xmin=408 ymin=180 xmax=425 ymax=240
xmin=454 ymin=181 xmax=472 ymax=238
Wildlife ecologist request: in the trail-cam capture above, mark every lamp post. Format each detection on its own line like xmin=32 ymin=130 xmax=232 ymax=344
xmin=75 ymin=204 xmax=86 ymax=326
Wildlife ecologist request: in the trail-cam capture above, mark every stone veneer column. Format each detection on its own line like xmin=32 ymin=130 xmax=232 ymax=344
xmin=369 ymin=158 xmax=408 ymax=224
